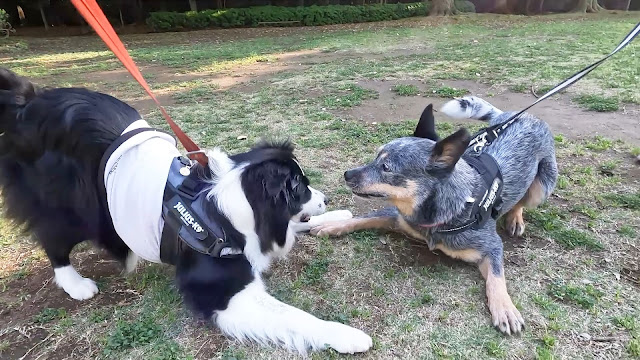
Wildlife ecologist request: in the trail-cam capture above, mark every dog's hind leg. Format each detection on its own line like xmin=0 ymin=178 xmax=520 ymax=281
xmin=309 ymin=207 xmax=398 ymax=237
xmin=505 ymin=156 xmax=558 ymax=236
xmin=216 ymin=278 xmax=373 ymax=355
xmin=38 ymin=228 xmax=99 ymax=301
xmin=96 ymin=227 xmax=138 ymax=273
xmin=478 ymin=239 xmax=525 ymax=335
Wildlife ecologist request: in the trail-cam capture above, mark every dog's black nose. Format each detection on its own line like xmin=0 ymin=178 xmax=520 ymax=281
xmin=344 ymin=170 xmax=356 ymax=182
xmin=324 ymin=196 xmax=330 ymax=205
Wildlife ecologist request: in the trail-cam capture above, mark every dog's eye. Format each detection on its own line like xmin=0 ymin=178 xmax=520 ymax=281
xmin=382 ymin=163 xmax=391 ymax=172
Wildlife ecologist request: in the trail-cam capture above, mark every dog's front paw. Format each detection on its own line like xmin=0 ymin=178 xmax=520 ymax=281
xmin=64 ymin=277 xmax=99 ymax=301
xmin=489 ymin=297 xmax=525 ymax=335
xmin=310 ymin=221 xmax=351 ymax=237
xmin=308 ymin=210 xmax=353 ymax=228
xmin=323 ymin=322 xmax=373 ymax=354
xmin=54 ymin=266 xmax=99 ymax=301
xmin=505 ymin=208 xmax=525 ymax=237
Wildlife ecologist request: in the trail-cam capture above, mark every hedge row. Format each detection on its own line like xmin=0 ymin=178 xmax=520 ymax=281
xmin=147 ymin=2 xmax=475 ymax=32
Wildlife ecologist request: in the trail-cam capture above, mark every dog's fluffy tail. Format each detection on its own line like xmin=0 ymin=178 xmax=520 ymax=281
xmin=440 ymin=96 xmax=503 ymax=122
xmin=0 ymin=68 xmax=38 ymax=134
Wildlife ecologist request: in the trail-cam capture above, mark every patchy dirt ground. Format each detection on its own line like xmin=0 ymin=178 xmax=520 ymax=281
xmin=1 ymin=12 xmax=639 ymax=360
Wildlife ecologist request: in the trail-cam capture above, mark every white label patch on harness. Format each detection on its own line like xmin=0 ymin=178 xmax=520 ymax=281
xmin=482 ymin=178 xmax=501 ymax=212
xmin=173 ymin=202 xmax=204 ymax=233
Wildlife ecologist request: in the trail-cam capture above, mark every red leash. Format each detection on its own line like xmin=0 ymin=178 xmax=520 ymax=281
xmin=70 ymin=0 xmax=208 ymax=166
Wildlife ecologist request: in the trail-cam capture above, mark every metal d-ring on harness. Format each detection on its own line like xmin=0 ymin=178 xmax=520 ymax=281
xmin=435 ymin=22 xmax=640 ymax=235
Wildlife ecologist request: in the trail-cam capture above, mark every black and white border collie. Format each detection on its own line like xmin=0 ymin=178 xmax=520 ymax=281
xmin=0 ymin=68 xmax=372 ymax=355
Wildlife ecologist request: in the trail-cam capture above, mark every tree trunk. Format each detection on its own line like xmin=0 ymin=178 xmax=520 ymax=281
xmin=119 ymin=8 xmax=124 ymax=27
xmin=189 ymin=0 xmax=198 ymax=11
xmin=573 ymin=0 xmax=604 ymax=12
xmin=429 ymin=0 xmax=457 ymax=15
xmin=297 ymin=0 xmax=304 ymax=6
xmin=494 ymin=0 xmax=513 ymax=13
xmin=624 ymin=0 xmax=630 ymax=10
xmin=525 ymin=0 xmax=545 ymax=14
xmin=39 ymin=4 xmax=48 ymax=31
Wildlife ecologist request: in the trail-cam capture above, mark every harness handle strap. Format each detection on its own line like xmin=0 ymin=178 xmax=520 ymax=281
xmin=70 ymin=0 xmax=208 ymax=166
xmin=469 ymin=21 xmax=640 ymax=152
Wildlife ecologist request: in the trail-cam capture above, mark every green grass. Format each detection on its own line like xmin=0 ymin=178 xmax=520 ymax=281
xmin=484 ymin=340 xmax=506 ymax=358
xmin=603 ymin=192 xmax=640 ymax=210
xmin=104 ymin=316 xmax=163 ymax=355
xmin=613 ymin=314 xmax=637 ymax=331
xmin=410 ymin=289 xmax=435 ymax=308
xmin=323 ymin=83 xmax=378 ymax=108
xmin=430 ymin=86 xmax=469 ymax=98
xmin=631 ymin=147 xmax=640 ymax=157
xmin=574 ymin=94 xmax=619 ymax=112
xmin=629 ymin=338 xmax=640 ymax=358
xmin=617 ymin=225 xmax=637 ymax=238
xmin=525 ymin=206 xmax=603 ymax=250
xmin=392 ymin=84 xmax=420 ymax=96
xmin=553 ymin=228 xmax=603 ymax=250
xmin=585 ymin=136 xmax=615 ymax=151
xmin=34 ymin=307 xmax=68 ymax=324
xmin=0 ymin=340 xmax=9 ymax=354
xmin=541 ymin=333 xmax=557 ymax=348
xmin=548 ymin=282 xmax=604 ymax=310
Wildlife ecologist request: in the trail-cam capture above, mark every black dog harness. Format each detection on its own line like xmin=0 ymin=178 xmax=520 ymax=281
xmin=98 ymin=128 xmax=242 ymax=266
xmin=434 ymin=152 xmax=503 ymax=235
xmin=158 ymin=155 xmax=243 ymax=265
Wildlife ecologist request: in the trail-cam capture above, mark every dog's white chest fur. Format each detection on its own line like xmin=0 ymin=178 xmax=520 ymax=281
xmin=104 ymin=120 xmax=180 ymax=263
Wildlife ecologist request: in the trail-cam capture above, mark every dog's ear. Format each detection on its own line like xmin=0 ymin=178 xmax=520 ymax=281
xmin=430 ymin=128 xmax=470 ymax=172
xmin=413 ymin=104 xmax=439 ymax=141
xmin=0 ymin=68 xmax=37 ymax=105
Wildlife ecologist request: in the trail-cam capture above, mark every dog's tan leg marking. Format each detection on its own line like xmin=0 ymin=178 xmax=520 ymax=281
xmin=360 ymin=181 xmax=418 ymax=217
xmin=434 ymin=244 xmax=483 ymax=263
xmin=505 ymin=178 xmax=545 ymax=236
xmin=505 ymin=205 xmax=525 ymax=237
xmin=479 ymin=257 xmax=525 ymax=335
xmin=396 ymin=217 xmax=428 ymax=241
xmin=310 ymin=217 xmax=395 ymax=237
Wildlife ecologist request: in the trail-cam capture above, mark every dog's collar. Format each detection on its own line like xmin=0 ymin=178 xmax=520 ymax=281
xmin=430 ymin=152 xmax=504 ymax=236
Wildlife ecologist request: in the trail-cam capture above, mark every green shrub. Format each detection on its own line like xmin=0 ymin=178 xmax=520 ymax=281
xmin=147 ymin=3 xmax=442 ymax=32
xmin=0 ymin=9 xmax=8 ymax=23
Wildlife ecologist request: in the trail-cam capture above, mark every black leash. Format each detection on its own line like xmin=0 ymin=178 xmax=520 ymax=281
xmin=469 ymin=22 xmax=640 ymax=154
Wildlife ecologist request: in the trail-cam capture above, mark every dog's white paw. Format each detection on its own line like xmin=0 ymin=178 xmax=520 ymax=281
xmin=308 ymin=210 xmax=353 ymax=227
xmin=54 ymin=265 xmax=99 ymax=300
xmin=323 ymin=322 xmax=373 ymax=354
xmin=66 ymin=278 xmax=99 ymax=300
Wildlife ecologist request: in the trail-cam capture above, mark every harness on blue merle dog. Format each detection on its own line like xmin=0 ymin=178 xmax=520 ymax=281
xmin=434 ymin=152 xmax=503 ymax=235
xmin=98 ymin=128 xmax=242 ymax=266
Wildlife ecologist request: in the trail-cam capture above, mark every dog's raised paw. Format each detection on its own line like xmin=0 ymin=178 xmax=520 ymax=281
xmin=324 ymin=322 xmax=373 ymax=354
